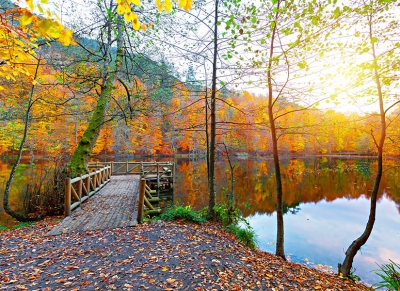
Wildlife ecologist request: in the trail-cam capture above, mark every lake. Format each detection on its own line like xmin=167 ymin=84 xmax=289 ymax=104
xmin=1 ymin=156 xmax=399 ymax=285
xmin=172 ymin=157 xmax=400 ymax=286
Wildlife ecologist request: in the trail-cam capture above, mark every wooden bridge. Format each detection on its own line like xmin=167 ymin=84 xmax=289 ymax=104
xmin=46 ymin=162 xmax=174 ymax=236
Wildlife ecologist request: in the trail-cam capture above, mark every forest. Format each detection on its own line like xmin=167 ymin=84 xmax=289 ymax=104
xmin=1 ymin=0 xmax=399 ymax=283
xmin=0 ymin=0 xmax=399 ymax=161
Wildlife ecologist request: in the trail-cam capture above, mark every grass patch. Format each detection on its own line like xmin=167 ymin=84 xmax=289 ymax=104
xmin=213 ymin=203 xmax=258 ymax=249
xmin=160 ymin=203 xmax=258 ymax=249
xmin=226 ymin=223 xmax=258 ymax=249
xmin=373 ymin=260 xmax=400 ymax=290
xmin=160 ymin=205 xmax=207 ymax=224
xmin=12 ymin=221 xmax=35 ymax=229
xmin=0 ymin=224 xmax=8 ymax=231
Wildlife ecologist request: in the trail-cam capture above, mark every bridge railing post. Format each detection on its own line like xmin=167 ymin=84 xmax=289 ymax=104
xmin=137 ymin=176 xmax=146 ymax=224
xmin=64 ymin=178 xmax=71 ymax=217
xmin=157 ymin=162 xmax=160 ymax=189
xmin=78 ymin=174 xmax=82 ymax=204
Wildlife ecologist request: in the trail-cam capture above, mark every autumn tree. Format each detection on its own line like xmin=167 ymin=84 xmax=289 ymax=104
xmin=61 ymin=0 xmax=193 ymax=176
xmin=1 ymin=0 xmax=75 ymax=221
xmin=335 ymin=0 xmax=400 ymax=277
xmin=140 ymin=0 xmax=249 ymax=216
xmin=238 ymin=0 xmax=341 ymax=259
xmin=0 ymin=0 xmax=74 ymax=83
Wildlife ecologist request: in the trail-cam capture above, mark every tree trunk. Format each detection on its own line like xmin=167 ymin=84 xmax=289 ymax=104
xmin=208 ymin=0 xmax=219 ymax=218
xmin=67 ymin=15 xmax=124 ymax=177
xmin=267 ymin=0 xmax=286 ymax=260
xmin=3 ymin=59 xmax=41 ymax=222
xmin=340 ymin=13 xmax=385 ymax=277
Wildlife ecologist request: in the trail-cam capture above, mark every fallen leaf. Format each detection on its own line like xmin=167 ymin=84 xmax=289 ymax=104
xmin=166 ymin=278 xmax=176 ymax=283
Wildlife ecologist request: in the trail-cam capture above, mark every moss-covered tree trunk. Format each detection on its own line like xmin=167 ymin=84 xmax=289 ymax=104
xmin=3 ymin=59 xmax=41 ymax=222
xmin=67 ymin=15 xmax=124 ymax=177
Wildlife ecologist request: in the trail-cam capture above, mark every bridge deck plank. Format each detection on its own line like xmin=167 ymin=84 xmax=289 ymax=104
xmin=46 ymin=176 xmax=139 ymax=236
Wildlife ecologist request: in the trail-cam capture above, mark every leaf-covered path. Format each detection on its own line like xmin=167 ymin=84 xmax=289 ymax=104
xmin=0 ymin=219 xmax=371 ymax=290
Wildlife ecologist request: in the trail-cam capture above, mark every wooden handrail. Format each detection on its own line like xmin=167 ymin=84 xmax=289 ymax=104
xmin=64 ymin=166 xmax=111 ymax=217
xmin=87 ymin=161 xmax=174 ymax=178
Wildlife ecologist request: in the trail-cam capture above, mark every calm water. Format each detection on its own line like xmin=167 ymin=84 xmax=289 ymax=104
xmin=1 ymin=156 xmax=400 ymax=285
xmin=173 ymin=157 xmax=400 ymax=285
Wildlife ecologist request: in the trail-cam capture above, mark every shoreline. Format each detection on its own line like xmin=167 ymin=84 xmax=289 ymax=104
xmin=0 ymin=218 xmax=371 ymax=291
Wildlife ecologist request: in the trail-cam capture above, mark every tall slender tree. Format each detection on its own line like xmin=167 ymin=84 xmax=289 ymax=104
xmin=240 ymin=0 xmax=337 ymax=259
xmin=337 ymin=0 xmax=400 ymax=277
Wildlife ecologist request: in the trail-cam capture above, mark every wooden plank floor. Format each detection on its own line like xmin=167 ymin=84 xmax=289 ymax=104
xmin=46 ymin=175 xmax=139 ymax=236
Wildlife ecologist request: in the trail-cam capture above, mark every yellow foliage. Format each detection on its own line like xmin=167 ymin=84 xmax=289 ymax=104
xmin=164 ymin=0 xmax=173 ymax=12
xmin=178 ymin=0 xmax=192 ymax=11
xmin=20 ymin=11 xmax=34 ymax=26
xmin=128 ymin=0 xmax=141 ymax=5
xmin=131 ymin=12 xmax=140 ymax=30
xmin=156 ymin=0 xmax=163 ymax=12
xmin=118 ymin=0 xmax=193 ymax=25
xmin=58 ymin=29 xmax=74 ymax=46
xmin=26 ymin=0 xmax=34 ymax=10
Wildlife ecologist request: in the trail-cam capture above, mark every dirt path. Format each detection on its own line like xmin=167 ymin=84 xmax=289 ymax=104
xmin=0 ymin=218 xmax=371 ymax=290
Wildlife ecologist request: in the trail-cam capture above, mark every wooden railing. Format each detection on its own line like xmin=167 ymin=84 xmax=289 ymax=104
xmin=137 ymin=177 xmax=164 ymax=223
xmin=88 ymin=161 xmax=174 ymax=179
xmin=64 ymin=166 xmax=111 ymax=216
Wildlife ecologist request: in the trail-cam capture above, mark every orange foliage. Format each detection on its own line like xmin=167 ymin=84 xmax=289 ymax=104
xmin=1 ymin=55 xmax=399 ymax=159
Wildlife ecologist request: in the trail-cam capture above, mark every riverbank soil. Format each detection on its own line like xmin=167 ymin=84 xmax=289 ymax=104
xmin=0 ymin=219 xmax=371 ymax=290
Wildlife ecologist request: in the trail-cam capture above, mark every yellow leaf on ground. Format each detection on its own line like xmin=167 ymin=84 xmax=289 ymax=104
xmin=314 ymin=286 xmax=322 ymax=290
xmin=166 ymin=278 xmax=176 ymax=283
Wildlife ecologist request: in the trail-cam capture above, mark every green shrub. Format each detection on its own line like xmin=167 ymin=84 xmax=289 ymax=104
xmin=213 ymin=203 xmax=243 ymax=227
xmin=0 ymin=224 xmax=8 ymax=231
xmin=373 ymin=260 xmax=400 ymax=290
xmin=226 ymin=223 xmax=258 ymax=249
xmin=12 ymin=221 xmax=35 ymax=229
xmin=213 ymin=203 xmax=258 ymax=249
xmin=161 ymin=203 xmax=258 ymax=249
xmin=161 ymin=205 xmax=206 ymax=224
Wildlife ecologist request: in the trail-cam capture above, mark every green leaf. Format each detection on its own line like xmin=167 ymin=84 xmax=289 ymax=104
xmin=251 ymin=16 xmax=257 ymax=23
xmin=333 ymin=6 xmax=340 ymax=18
xmin=261 ymin=38 xmax=266 ymax=44
xmin=298 ymin=61 xmax=307 ymax=69
xmin=294 ymin=21 xmax=302 ymax=31
xmin=219 ymin=80 xmax=225 ymax=86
